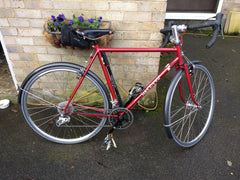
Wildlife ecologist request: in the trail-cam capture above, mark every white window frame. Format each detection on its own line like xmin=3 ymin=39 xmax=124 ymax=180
xmin=165 ymin=0 xmax=224 ymax=20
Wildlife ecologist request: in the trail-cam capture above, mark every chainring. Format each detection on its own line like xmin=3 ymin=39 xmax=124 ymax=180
xmin=108 ymin=107 xmax=134 ymax=130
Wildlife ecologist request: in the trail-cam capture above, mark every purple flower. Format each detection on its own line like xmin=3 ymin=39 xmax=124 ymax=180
xmin=98 ymin=17 xmax=102 ymax=27
xmin=51 ymin=15 xmax=56 ymax=21
xmin=69 ymin=21 xmax=73 ymax=25
xmin=78 ymin=16 xmax=84 ymax=22
xmin=88 ymin=19 xmax=94 ymax=24
xmin=54 ymin=22 xmax=59 ymax=27
xmin=72 ymin=14 xmax=75 ymax=19
xmin=57 ymin=14 xmax=65 ymax=22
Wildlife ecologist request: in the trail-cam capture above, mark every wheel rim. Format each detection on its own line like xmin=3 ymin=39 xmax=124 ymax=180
xmin=169 ymin=65 xmax=215 ymax=146
xmin=21 ymin=67 xmax=109 ymax=144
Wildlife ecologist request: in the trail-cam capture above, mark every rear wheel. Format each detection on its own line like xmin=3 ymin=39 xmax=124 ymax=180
xmin=21 ymin=64 xmax=110 ymax=144
xmin=164 ymin=64 xmax=215 ymax=147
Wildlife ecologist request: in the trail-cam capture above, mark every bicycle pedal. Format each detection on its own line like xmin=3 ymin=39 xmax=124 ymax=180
xmin=101 ymin=133 xmax=117 ymax=151
xmin=111 ymin=137 xmax=117 ymax=148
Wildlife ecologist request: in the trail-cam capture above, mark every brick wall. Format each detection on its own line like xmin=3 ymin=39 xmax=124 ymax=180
xmin=0 ymin=0 xmax=167 ymax=103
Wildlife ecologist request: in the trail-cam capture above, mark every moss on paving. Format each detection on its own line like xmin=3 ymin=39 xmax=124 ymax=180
xmin=0 ymin=95 xmax=18 ymax=104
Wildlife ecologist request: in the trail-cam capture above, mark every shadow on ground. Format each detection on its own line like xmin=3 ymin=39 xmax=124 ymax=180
xmin=0 ymin=35 xmax=239 ymax=179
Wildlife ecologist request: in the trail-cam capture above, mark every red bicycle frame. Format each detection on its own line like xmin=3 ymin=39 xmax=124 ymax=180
xmin=63 ymin=44 xmax=199 ymax=116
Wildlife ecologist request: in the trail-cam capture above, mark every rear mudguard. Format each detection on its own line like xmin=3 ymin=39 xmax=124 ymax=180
xmin=18 ymin=62 xmax=111 ymax=106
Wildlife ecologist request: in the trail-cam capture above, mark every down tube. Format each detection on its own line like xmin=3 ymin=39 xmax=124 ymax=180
xmin=126 ymin=57 xmax=179 ymax=110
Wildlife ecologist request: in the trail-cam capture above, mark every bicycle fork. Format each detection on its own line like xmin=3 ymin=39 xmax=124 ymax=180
xmin=179 ymin=64 xmax=200 ymax=108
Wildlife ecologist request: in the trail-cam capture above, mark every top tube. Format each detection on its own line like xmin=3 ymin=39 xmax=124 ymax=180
xmin=96 ymin=46 xmax=178 ymax=53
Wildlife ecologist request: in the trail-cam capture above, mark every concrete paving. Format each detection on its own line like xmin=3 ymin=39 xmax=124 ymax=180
xmin=0 ymin=34 xmax=239 ymax=179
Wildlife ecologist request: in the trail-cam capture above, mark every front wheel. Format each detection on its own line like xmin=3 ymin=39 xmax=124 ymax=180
xmin=20 ymin=63 xmax=110 ymax=144
xmin=164 ymin=64 xmax=215 ymax=147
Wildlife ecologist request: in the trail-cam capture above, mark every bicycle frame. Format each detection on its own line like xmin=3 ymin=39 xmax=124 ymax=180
xmin=63 ymin=44 xmax=199 ymax=116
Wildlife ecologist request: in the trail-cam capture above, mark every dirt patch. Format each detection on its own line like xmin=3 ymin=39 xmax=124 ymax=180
xmin=0 ymin=48 xmax=16 ymax=95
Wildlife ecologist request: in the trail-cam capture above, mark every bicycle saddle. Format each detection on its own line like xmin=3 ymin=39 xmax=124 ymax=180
xmin=76 ymin=29 xmax=114 ymax=40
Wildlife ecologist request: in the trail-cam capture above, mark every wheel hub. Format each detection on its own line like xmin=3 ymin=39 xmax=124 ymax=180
xmin=57 ymin=101 xmax=74 ymax=114
xmin=186 ymin=101 xmax=201 ymax=109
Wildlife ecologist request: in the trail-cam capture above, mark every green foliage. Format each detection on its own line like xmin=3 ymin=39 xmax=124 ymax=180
xmin=47 ymin=20 xmax=64 ymax=32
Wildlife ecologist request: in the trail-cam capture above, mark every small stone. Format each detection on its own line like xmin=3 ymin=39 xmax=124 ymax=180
xmin=227 ymin=160 xmax=232 ymax=167
xmin=11 ymin=108 xmax=18 ymax=113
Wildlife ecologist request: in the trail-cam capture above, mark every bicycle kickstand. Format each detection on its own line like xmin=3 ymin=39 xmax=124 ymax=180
xmin=102 ymin=133 xmax=117 ymax=151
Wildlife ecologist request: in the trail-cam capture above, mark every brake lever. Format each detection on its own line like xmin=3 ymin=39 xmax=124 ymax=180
xmin=220 ymin=24 xmax=224 ymax=39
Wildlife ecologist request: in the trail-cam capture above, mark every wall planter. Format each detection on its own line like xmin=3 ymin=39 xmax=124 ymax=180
xmin=43 ymin=14 xmax=115 ymax=48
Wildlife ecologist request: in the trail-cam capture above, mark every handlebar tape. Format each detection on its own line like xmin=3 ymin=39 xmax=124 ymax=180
xmin=159 ymin=13 xmax=223 ymax=49
xmin=187 ymin=13 xmax=223 ymax=30
xmin=206 ymin=13 xmax=223 ymax=48
xmin=160 ymin=27 xmax=172 ymax=34
xmin=160 ymin=21 xmax=174 ymax=48
xmin=188 ymin=13 xmax=223 ymax=48
xmin=206 ymin=25 xmax=219 ymax=48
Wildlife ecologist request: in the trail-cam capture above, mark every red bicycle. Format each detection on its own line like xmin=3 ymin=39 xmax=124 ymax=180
xmin=18 ymin=13 xmax=223 ymax=149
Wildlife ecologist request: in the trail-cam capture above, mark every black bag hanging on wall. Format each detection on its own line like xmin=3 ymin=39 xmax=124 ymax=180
xmin=60 ymin=24 xmax=90 ymax=49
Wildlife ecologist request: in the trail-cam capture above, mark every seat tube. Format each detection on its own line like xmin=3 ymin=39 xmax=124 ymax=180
xmin=97 ymin=50 xmax=118 ymax=101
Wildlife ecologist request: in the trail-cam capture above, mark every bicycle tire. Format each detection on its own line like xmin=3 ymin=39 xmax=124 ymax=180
xmin=20 ymin=63 xmax=110 ymax=144
xmin=164 ymin=64 xmax=215 ymax=147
